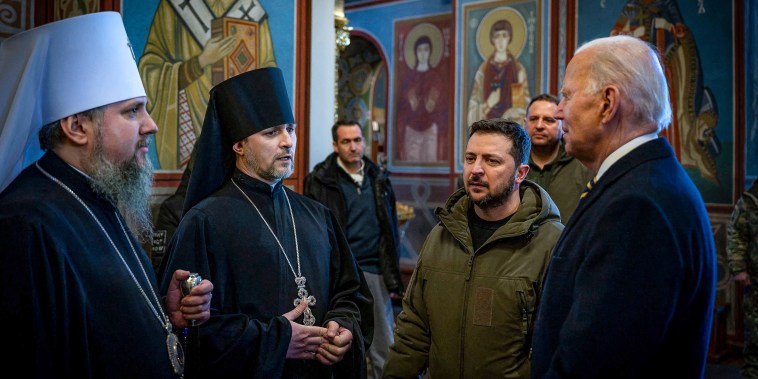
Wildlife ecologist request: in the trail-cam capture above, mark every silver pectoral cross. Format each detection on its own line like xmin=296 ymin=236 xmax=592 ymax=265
xmin=293 ymin=276 xmax=317 ymax=326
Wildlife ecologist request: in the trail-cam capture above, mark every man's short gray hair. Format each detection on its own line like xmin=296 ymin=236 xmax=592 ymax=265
xmin=576 ymin=35 xmax=672 ymax=132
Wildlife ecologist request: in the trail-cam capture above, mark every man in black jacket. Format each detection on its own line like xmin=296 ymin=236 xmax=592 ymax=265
xmin=304 ymin=120 xmax=404 ymax=379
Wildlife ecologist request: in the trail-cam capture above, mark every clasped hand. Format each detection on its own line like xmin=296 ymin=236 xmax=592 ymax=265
xmin=284 ymin=301 xmax=353 ymax=365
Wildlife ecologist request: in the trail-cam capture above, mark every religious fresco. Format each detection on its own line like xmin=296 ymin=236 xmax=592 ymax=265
xmin=346 ymin=0 xmax=453 ymax=177
xmin=392 ymin=15 xmax=452 ymax=167
xmin=123 ymin=0 xmax=295 ymax=171
xmin=138 ymin=0 xmax=275 ymax=170
xmin=458 ymin=0 xmax=541 ymax=168
xmin=611 ymin=1 xmax=721 ymax=185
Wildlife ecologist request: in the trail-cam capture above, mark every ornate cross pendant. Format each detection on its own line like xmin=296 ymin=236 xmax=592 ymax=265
xmin=293 ymin=276 xmax=317 ymax=326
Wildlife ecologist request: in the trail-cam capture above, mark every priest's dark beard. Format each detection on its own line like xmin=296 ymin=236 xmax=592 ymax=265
xmin=86 ymin=140 xmax=155 ymax=243
xmin=467 ymin=173 xmax=516 ymax=210
xmin=244 ymin=148 xmax=294 ymax=182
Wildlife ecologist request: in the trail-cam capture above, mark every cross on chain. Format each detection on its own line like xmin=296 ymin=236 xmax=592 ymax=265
xmin=293 ymin=276 xmax=316 ymax=326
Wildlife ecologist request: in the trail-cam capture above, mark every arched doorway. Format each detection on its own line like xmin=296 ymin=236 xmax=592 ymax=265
xmin=336 ymin=33 xmax=388 ymax=165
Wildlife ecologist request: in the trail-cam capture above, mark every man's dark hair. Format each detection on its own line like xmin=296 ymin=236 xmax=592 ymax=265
xmin=38 ymin=106 xmax=106 ymax=150
xmin=527 ymin=93 xmax=559 ymax=112
xmin=468 ymin=118 xmax=531 ymax=165
xmin=331 ymin=119 xmax=361 ymax=142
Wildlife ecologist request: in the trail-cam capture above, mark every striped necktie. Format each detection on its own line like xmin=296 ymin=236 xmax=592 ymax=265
xmin=579 ymin=176 xmax=598 ymax=201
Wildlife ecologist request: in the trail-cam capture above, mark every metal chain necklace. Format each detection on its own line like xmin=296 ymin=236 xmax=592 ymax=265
xmin=36 ymin=163 xmax=185 ymax=377
xmin=231 ymin=179 xmax=316 ymax=326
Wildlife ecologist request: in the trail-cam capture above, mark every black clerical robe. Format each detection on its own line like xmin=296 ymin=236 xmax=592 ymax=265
xmin=0 ymin=152 xmax=178 ymax=378
xmin=158 ymin=170 xmax=373 ymax=378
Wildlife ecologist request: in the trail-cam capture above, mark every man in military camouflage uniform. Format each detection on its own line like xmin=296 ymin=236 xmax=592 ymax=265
xmin=728 ymin=178 xmax=758 ymax=378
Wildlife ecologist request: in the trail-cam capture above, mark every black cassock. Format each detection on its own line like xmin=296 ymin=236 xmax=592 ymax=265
xmin=158 ymin=170 xmax=373 ymax=378
xmin=0 ymin=152 xmax=178 ymax=378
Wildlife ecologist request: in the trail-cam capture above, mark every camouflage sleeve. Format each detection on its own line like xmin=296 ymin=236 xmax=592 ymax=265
xmin=727 ymin=196 xmax=754 ymax=274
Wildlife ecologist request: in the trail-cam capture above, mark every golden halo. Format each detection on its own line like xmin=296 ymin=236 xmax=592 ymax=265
xmin=404 ymin=22 xmax=444 ymax=70
xmin=475 ymin=7 xmax=527 ymax=61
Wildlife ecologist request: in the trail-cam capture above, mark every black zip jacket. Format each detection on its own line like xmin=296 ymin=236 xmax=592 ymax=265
xmin=303 ymin=153 xmax=405 ymax=294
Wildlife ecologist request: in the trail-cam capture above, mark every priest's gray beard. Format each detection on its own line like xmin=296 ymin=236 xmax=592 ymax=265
xmin=467 ymin=172 xmax=516 ymax=210
xmin=86 ymin=136 xmax=154 ymax=243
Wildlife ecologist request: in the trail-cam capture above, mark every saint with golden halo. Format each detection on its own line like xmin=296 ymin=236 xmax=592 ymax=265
xmin=396 ymin=21 xmax=450 ymax=163
xmin=466 ymin=6 xmax=531 ymax=126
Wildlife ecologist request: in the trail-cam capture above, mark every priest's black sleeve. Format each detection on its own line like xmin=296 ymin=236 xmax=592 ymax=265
xmin=323 ymin=210 xmax=374 ymax=379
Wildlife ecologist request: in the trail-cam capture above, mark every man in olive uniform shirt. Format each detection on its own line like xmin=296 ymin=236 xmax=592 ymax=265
xmin=524 ymin=93 xmax=593 ymax=222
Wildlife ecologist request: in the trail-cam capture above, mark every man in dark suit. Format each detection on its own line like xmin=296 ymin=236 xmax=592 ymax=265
xmin=531 ymin=35 xmax=716 ymax=378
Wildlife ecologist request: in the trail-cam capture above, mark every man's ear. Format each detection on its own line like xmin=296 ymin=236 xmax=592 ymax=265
xmin=59 ymin=115 xmax=89 ymax=146
xmin=232 ymin=141 xmax=245 ymax=156
xmin=600 ymin=85 xmax=620 ymax=124
xmin=516 ymin=163 xmax=529 ymax=183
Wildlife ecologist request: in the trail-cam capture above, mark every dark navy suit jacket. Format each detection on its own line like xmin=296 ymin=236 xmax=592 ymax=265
xmin=531 ymin=137 xmax=716 ymax=378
